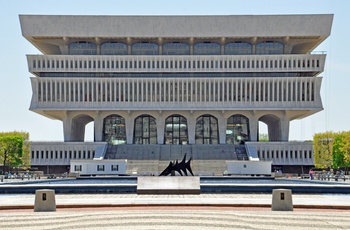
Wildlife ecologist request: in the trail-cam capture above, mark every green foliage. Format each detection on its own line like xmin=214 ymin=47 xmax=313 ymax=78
xmin=259 ymin=133 xmax=269 ymax=142
xmin=313 ymin=131 xmax=337 ymax=169
xmin=0 ymin=131 xmax=29 ymax=172
xmin=332 ymin=131 xmax=350 ymax=169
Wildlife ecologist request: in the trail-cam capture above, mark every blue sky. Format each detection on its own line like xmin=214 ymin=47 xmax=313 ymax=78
xmin=0 ymin=0 xmax=349 ymax=141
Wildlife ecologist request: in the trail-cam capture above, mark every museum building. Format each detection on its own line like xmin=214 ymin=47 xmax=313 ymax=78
xmin=19 ymin=14 xmax=333 ymax=175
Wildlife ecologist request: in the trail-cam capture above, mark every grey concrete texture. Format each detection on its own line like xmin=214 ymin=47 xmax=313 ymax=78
xmin=0 ymin=193 xmax=350 ymax=229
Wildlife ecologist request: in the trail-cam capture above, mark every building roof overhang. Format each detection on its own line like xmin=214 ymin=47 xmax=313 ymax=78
xmin=20 ymin=14 xmax=333 ymax=55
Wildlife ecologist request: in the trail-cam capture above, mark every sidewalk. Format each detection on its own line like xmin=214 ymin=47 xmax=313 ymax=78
xmin=1 ymin=193 xmax=350 ymax=210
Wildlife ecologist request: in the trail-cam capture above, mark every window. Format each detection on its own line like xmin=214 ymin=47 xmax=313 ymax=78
xmin=69 ymin=41 xmax=97 ymax=55
xmin=97 ymin=165 xmax=105 ymax=171
xmin=195 ymin=115 xmax=219 ymax=144
xmin=163 ymin=42 xmax=190 ymax=55
xmin=111 ymin=165 xmax=119 ymax=171
xmin=226 ymin=115 xmax=250 ymax=144
xmin=256 ymin=41 xmax=283 ymax=54
xmin=132 ymin=42 xmax=158 ymax=55
xmin=74 ymin=165 xmax=82 ymax=171
xmin=103 ymin=115 xmax=126 ymax=144
xmin=101 ymin=42 xmax=128 ymax=55
xmin=133 ymin=115 xmax=157 ymax=144
xmin=194 ymin=42 xmax=220 ymax=55
xmin=225 ymin=42 xmax=252 ymax=55
xmin=164 ymin=115 xmax=188 ymax=145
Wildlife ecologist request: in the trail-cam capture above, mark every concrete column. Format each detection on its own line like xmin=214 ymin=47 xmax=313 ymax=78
xmin=158 ymin=38 xmax=163 ymax=55
xmin=218 ymin=114 xmax=227 ymax=144
xmin=94 ymin=115 xmax=103 ymax=142
xmin=189 ymin=38 xmax=194 ymax=55
xmin=220 ymin=37 xmax=226 ymax=55
xmin=127 ymin=37 xmax=132 ymax=55
xmin=125 ymin=115 xmax=134 ymax=144
xmin=249 ymin=115 xmax=259 ymax=142
xmin=280 ymin=117 xmax=290 ymax=141
xmin=63 ymin=116 xmax=72 ymax=142
xmin=187 ymin=115 xmax=196 ymax=144
xmin=157 ymin=115 xmax=165 ymax=144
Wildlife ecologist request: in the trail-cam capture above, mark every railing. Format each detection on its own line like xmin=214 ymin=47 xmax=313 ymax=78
xmin=29 ymin=76 xmax=323 ymax=111
xmin=246 ymin=142 xmax=314 ymax=165
xmin=30 ymin=142 xmax=107 ymax=165
xmin=30 ymin=141 xmax=314 ymax=166
xmin=27 ymin=54 xmax=326 ymax=74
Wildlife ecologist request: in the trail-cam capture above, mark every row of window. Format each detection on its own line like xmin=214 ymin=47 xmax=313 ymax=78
xmin=69 ymin=41 xmax=283 ymax=55
xmin=74 ymin=164 xmax=119 ymax=172
xmin=31 ymin=150 xmax=95 ymax=159
xmin=258 ymin=150 xmax=313 ymax=159
xmin=103 ymin=114 xmax=250 ymax=145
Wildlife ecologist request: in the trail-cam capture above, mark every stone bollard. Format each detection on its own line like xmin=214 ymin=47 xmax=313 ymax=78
xmin=271 ymin=189 xmax=293 ymax=211
xmin=34 ymin=189 xmax=56 ymax=212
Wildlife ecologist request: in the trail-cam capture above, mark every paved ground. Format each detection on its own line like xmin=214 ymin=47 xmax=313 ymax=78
xmin=0 ymin=193 xmax=350 ymax=229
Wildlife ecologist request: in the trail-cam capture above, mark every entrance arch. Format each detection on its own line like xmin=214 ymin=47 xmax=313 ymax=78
xmin=164 ymin=115 xmax=188 ymax=145
xmin=226 ymin=114 xmax=250 ymax=144
xmin=195 ymin=115 xmax=219 ymax=144
xmin=133 ymin=115 xmax=157 ymax=144
xmin=102 ymin=114 xmax=126 ymax=144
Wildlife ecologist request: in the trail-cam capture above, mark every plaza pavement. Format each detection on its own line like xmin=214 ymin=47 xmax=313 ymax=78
xmin=0 ymin=193 xmax=350 ymax=229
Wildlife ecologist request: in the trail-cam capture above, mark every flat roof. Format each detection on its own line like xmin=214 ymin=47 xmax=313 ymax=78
xmin=20 ymin=14 xmax=333 ymax=37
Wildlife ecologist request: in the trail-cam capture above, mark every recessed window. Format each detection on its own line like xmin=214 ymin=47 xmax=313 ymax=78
xmin=74 ymin=165 xmax=82 ymax=171
xmin=97 ymin=165 xmax=105 ymax=171
xmin=111 ymin=165 xmax=119 ymax=171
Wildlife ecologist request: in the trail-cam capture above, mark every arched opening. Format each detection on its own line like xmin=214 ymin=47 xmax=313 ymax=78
xmin=193 ymin=42 xmax=220 ymax=55
xmin=256 ymin=41 xmax=283 ymax=54
xmin=226 ymin=114 xmax=250 ymax=144
xmin=102 ymin=115 xmax=126 ymax=144
xmin=71 ymin=115 xmax=94 ymax=142
xmin=69 ymin=41 xmax=97 ymax=55
xmin=163 ymin=42 xmax=190 ymax=55
xmin=195 ymin=115 xmax=219 ymax=144
xmin=133 ymin=115 xmax=157 ymax=144
xmin=258 ymin=121 xmax=269 ymax=142
xmin=84 ymin=121 xmax=94 ymax=142
xmin=101 ymin=42 xmax=127 ymax=55
xmin=225 ymin=42 xmax=252 ymax=55
xmin=259 ymin=114 xmax=281 ymax=141
xmin=164 ymin=115 xmax=188 ymax=145
xmin=132 ymin=42 xmax=159 ymax=55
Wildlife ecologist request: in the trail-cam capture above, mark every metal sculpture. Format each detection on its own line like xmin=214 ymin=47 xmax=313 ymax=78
xmin=159 ymin=154 xmax=194 ymax=176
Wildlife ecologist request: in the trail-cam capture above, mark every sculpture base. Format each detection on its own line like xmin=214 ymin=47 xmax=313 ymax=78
xmin=137 ymin=177 xmax=200 ymax=195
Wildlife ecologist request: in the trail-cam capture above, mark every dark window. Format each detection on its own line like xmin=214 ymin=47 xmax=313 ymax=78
xmin=97 ymin=165 xmax=105 ymax=171
xmin=195 ymin=115 xmax=219 ymax=144
xmin=103 ymin=115 xmax=126 ymax=144
xmin=226 ymin=115 xmax=250 ymax=144
xmin=256 ymin=41 xmax=283 ymax=54
xmin=164 ymin=115 xmax=188 ymax=145
xmin=163 ymin=42 xmax=190 ymax=55
xmin=69 ymin=41 xmax=97 ymax=55
xmin=194 ymin=42 xmax=220 ymax=55
xmin=133 ymin=115 xmax=157 ymax=144
xmin=225 ymin=42 xmax=252 ymax=55
xmin=101 ymin=42 xmax=128 ymax=55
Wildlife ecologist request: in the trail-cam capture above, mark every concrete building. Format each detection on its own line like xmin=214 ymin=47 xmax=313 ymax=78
xmin=20 ymin=14 xmax=333 ymax=175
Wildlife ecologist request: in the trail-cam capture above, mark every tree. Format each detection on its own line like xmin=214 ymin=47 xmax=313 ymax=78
xmin=0 ymin=132 xmax=28 ymax=173
xmin=259 ymin=133 xmax=269 ymax=142
xmin=313 ymin=131 xmax=337 ymax=169
xmin=332 ymin=131 xmax=350 ymax=173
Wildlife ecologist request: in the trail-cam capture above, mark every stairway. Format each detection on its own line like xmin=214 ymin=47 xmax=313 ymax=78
xmin=103 ymin=144 xmax=249 ymax=176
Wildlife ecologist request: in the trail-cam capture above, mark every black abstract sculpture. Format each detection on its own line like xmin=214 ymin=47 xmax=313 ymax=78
xmin=159 ymin=154 xmax=194 ymax=176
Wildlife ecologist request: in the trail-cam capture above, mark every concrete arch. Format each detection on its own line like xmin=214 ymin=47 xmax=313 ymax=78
xmin=259 ymin=114 xmax=281 ymax=141
xmin=70 ymin=114 xmax=94 ymax=142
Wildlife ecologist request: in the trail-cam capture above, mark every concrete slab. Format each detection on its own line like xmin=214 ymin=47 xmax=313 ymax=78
xmin=137 ymin=177 xmax=200 ymax=194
